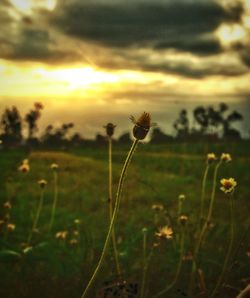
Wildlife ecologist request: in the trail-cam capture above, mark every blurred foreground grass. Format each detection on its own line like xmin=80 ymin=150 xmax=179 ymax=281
xmin=0 ymin=141 xmax=249 ymax=297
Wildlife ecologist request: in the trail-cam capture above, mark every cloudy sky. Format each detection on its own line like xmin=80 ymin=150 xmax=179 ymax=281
xmin=0 ymin=0 xmax=250 ymax=138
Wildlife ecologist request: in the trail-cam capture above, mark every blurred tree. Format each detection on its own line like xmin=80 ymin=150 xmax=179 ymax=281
xmin=151 ymin=127 xmax=173 ymax=143
xmin=0 ymin=106 xmax=22 ymax=146
xmin=118 ymin=132 xmax=131 ymax=143
xmin=173 ymin=109 xmax=189 ymax=140
xmin=42 ymin=122 xmax=74 ymax=147
xmin=25 ymin=102 xmax=43 ymax=140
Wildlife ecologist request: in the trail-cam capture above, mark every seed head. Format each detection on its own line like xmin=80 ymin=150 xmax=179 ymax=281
xmin=51 ymin=163 xmax=59 ymax=170
xmin=131 ymin=112 xmax=151 ymax=140
xmin=155 ymin=226 xmax=173 ymax=240
xmin=104 ymin=123 xmax=116 ymax=137
xmin=220 ymin=153 xmax=232 ymax=163
xmin=38 ymin=179 xmax=47 ymax=188
xmin=207 ymin=153 xmax=217 ymax=163
xmin=220 ymin=178 xmax=237 ymax=194
xmin=142 ymin=227 xmax=148 ymax=234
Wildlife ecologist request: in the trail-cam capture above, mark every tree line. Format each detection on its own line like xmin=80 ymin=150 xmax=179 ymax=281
xmin=0 ymin=102 xmax=244 ymax=148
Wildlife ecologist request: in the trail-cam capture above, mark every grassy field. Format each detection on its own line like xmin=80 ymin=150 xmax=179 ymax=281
xmin=0 ymin=141 xmax=249 ymax=298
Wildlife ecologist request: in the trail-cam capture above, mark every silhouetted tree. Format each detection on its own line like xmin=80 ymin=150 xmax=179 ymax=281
xmin=151 ymin=127 xmax=173 ymax=143
xmin=0 ymin=106 xmax=22 ymax=146
xmin=118 ymin=132 xmax=131 ymax=143
xmin=173 ymin=109 xmax=189 ymax=140
xmin=25 ymin=102 xmax=43 ymax=140
xmin=42 ymin=122 xmax=74 ymax=147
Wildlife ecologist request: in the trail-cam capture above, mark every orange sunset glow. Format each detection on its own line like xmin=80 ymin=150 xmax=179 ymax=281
xmin=0 ymin=0 xmax=250 ymax=138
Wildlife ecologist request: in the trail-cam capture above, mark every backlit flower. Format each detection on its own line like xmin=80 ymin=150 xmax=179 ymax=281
xmin=7 ymin=223 xmax=15 ymax=231
xmin=51 ymin=163 xmax=59 ymax=170
xmin=38 ymin=179 xmax=47 ymax=188
xmin=74 ymin=219 xmax=80 ymax=225
xmin=152 ymin=204 xmax=164 ymax=212
xmin=69 ymin=238 xmax=78 ymax=246
xmin=18 ymin=163 xmax=30 ymax=173
xmin=155 ymin=226 xmax=173 ymax=239
xmin=178 ymin=194 xmax=186 ymax=201
xmin=220 ymin=153 xmax=232 ymax=163
xmin=220 ymin=178 xmax=237 ymax=194
xmin=55 ymin=231 xmax=68 ymax=240
xmin=179 ymin=215 xmax=188 ymax=226
xmin=130 ymin=112 xmax=152 ymax=140
xmin=3 ymin=201 xmax=12 ymax=209
xmin=207 ymin=153 xmax=217 ymax=163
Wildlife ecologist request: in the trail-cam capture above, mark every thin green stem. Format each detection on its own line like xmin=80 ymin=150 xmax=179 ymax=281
xmin=49 ymin=171 xmax=58 ymax=232
xmin=140 ymin=229 xmax=148 ymax=298
xmin=108 ymin=137 xmax=121 ymax=276
xmin=178 ymin=200 xmax=182 ymax=218
xmin=199 ymin=164 xmax=209 ymax=228
xmin=153 ymin=228 xmax=185 ymax=297
xmin=27 ymin=189 xmax=44 ymax=244
xmin=81 ymin=139 xmax=139 ymax=298
xmin=209 ymin=196 xmax=234 ymax=298
xmin=189 ymin=161 xmax=221 ymax=296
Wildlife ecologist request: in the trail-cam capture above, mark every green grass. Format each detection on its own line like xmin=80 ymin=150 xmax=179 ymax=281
xmin=0 ymin=142 xmax=249 ymax=298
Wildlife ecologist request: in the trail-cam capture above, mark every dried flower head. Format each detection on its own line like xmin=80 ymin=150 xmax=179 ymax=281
xmin=130 ymin=112 xmax=151 ymax=140
xmin=152 ymin=204 xmax=164 ymax=212
xmin=7 ymin=223 xmax=15 ymax=232
xmin=178 ymin=194 xmax=186 ymax=201
xmin=38 ymin=179 xmax=47 ymax=188
xmin=207 ymin=153 xmax=217 ymax=163
xmin=220 ymin=178 xmax=237 ymax=194
xmin=103 ymin=123 xmax=116 ymax=137
xmin=179 ymin=215 xmax=188 ymax=226
xmin=3 ymin=201 xmax=12 ymax=209
xmin=69 ymin=238 xmax=78 ymax=246
xmin=18 ymin=163 xmax=30 ymax=173
xmin=155 ymin=226 xmax=173 ymax=240
xmin=220 ymin=153 xmax=232 ymax=163
xmin=51 ymin=163 xmax=59 ymax=170
xmin=55 ymin=231 xmax=68 ymax=240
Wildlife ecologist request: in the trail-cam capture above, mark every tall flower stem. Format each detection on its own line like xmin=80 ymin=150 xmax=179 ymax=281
xmin=140 ymin=228 xmax=148 ymax=298
xmin=153 ymin=227 xmax=185 ymax=297
xmin=189 ymin=161 xmax=222 ymax=296
xmin=27 ymin=188 xmax=44 ymax=244
xmin=199 ymin=164 xmax=209 ymax=229
xmin=81 ymin=139 xmax=139 ymax=298
xmin=49 ymin=171 xmax=58 ymax=232
xmin=108 ymin=137 xmax=121 ymax=276
xmin=209 ymin=196 xmax=234 ymax=297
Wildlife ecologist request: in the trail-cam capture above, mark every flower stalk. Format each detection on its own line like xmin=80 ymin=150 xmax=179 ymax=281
xmin=81 ymin=139 xmax=139 ymax=298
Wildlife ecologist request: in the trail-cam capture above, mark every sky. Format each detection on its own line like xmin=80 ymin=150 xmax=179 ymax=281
xmin=0 ymin=0 xmax=250 ymax=138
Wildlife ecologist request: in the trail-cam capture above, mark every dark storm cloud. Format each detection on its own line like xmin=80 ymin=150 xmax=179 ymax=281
xmin=53 ymin=0 xmax=243 ymax=55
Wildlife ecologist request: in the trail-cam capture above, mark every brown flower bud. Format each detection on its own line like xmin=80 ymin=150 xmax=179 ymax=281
xmin=104 ymin=123 xmax=116 ymax=137
xmin=131 ymin=112 xmax=151 ymax=140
